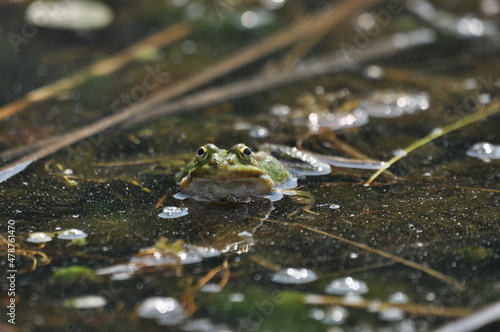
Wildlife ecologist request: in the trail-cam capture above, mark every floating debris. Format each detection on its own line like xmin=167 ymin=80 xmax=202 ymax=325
xmin=27 ymin=232 xmax=53 ymax=243
xmin=63 ymin=295 xmax=107 ymax=309
xmin=321 ymin=306 xmax=349 ymax=325
xmin=378 ymin=307 xmax=405 ymax=321
xmin=57 ymin=229 xmax=88 ymax=240
xmin=259 ymin=144 xmax=331 ymax=176
xmin=271 ymin=267 xmax=318 ymax=284
xmin=25 ymin=0 xmax=114 ymax=30
xmin=136 ymin=297 xmax=186 ymax=326
xmin=359 ymin=90 xmax=430 ymax=118
xmin=325 ymin=277 xmax=369 ymax=295
xmin=466 ymin=142 xmax=500 ymax=162
xmin=388 ymin=291 xmax=410 ymax=304
xmin=158 ymin=206 xmax=189 ymax=219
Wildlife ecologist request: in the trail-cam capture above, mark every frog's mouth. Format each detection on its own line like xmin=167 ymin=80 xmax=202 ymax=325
xmin=179 ymin=174 xmax=274 ymax=200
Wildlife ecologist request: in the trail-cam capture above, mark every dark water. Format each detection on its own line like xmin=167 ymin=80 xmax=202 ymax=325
xmin=1 ymin=1 xmax=500 ymax=331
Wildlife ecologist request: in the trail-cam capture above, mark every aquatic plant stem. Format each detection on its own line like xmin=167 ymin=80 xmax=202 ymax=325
xmin=365 ymin=101 xmax=500 ymax=185
xmin=260 ymin=218 xmax=465 ymax=291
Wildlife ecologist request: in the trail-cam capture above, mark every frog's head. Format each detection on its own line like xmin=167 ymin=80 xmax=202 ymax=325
xmin=178 ymin=143 xmax=274 ymax=200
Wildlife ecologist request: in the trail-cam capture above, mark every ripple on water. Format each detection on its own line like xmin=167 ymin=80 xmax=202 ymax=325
xmin=57 ymin=229 xmax=87 ymax=240
xmin=271 ymin=267 xmax=318 ymax=284
xmin=325 ymin=276 xmax=369 ymax=295
xmin=27 ymin=232 xmax=53 ymax=243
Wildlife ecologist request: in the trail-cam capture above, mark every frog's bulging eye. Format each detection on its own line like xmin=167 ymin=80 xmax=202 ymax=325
xmin=242 ymin=147 xmax=252 ymax=156
xmin=197 ymin=146 xmax=207 ymax=156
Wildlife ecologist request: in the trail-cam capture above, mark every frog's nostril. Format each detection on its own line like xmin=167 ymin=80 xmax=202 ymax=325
xmin=227 ymin=158 xmax=234 ymax=165
xmin=210 ymin=159 xmax=218 ymax=166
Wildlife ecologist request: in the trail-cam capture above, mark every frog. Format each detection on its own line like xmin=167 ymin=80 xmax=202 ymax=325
xmin=174 ymin=143 xmax=295 ymax=201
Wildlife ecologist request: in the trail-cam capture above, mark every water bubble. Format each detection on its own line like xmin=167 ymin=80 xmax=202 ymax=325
xmin=271 ymin=267 xmax=318 ymax=284
xmin=325 ymin=277 xmax=369 ymax=295
xmin=25 ymin=0 xmax=114 ymax=30
xmin=360 ymin=90 xmax=430 ymax=118
xmin=136 ymin=297 xmax=186 ymax=322
xmin=200 ymin=283 xmax=222 ymax=294
xmin=240 ymin=9 xmax=274 ymax=29
xmin=158 ymin=206 xmax=189 ymax=219
xmin=388 ymin=291 xmax=410 ymax=304
xmin=95 ymin=263 xmax=139 ymax=276
xmin=63 ymin=295 xmax=107 ymax=309
xmin=342 ymin=292 xmax=365 ymax=305
xmin=392 ymin=149 xmax=407 ymax=157
xmin=321 ymin=306 xmax=349 ymax=325
xmin=195 ymin=246 xmax=221 ymax=258
xmin=261 ymin=0 xmax=286 ymax=10
xmin=466 ymin=142 xmax=500 ymax=162
xmin=229 ymin=293 xmax=245 ymax=302
xmin=308 ymin=308 xmax=325 ymax=320
xmin=269 ymin=103 xmax=290 ymax=117
xmin=378 ymin=307 xmax=405 ymax=321
xmin=57 ymin=229 xmax=87 ymax=240
xmin=27 ymin=232 xmax=53 ymax=243
xmin=249 ymin=125 xmax=270 ymax=138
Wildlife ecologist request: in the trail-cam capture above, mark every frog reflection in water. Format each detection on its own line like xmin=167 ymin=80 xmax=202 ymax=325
xmin=175 ymin=143 xmax=294 ymax=201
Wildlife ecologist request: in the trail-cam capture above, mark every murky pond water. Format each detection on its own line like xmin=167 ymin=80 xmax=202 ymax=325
xmin=1 ymin=1 xmax=500 ymax=331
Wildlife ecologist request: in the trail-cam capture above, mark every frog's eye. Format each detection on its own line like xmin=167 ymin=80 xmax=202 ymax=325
xmin=243 ymin=147 xmax=252 ymax=156
xmin=197 ymin=146 xmax=207 ymax=156
xmin=239 ymin=145 xmax=252 ymax=157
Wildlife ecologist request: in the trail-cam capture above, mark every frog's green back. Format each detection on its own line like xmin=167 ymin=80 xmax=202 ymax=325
xmin=255 ymin=152 xmax=291 ymax=184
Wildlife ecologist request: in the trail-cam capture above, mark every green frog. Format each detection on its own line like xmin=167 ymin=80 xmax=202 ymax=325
xmin=175 ymin=143 xmax=295 ymax=201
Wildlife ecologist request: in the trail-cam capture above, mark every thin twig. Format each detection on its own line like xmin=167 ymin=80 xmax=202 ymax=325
xmin=260 ymin=217 xmax=465 ymax=291
xmin=0 ymin=26 xmax=435 ymax=175
xmin=0 ymin=22 xmax=192 ymax=120
xmin=305 ymin=293 xmax=471 ymax=318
